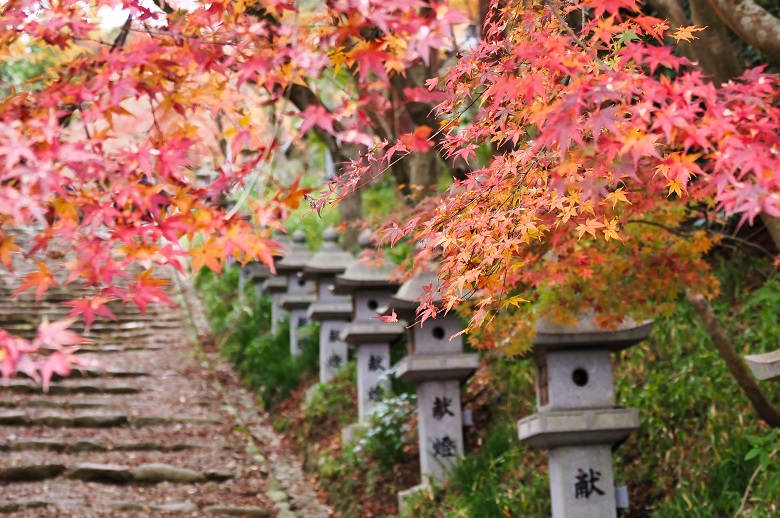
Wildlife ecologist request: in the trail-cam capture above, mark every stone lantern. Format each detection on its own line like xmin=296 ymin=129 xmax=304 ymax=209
xmin=745 ymin=349 xmax=780 ymax=382
xmin=333 ymin=231 xmax=405 ymax=432
xmin=388 ymin=270 xmax=479 ymax=499
xmin=276 ymin=231 xmax=316 ymax=355
xmin=243 ymin=262 xmax=271 ymax=298
xmin=259 ymin=236 xmax=289 ymax=334
xmin=302 ymin=228 xmax=354 ymax=383
xmin=517 ymin=317 xmax=652 ymax=518
xmin=261 ymin=275 xmax=287 ymax=335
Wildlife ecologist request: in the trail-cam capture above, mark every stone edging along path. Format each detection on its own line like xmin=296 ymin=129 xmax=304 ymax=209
xmin=0 ymin=242 xmax=332 ymax=516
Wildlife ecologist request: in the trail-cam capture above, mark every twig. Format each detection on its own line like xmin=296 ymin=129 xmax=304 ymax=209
xmin=733 ymin=450 xmax=776 ymax=517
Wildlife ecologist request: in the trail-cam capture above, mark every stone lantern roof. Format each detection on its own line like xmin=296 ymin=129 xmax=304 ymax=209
xmin=333 ymin=231 xmax=400 ymax=295
xmin=533 ymin=315 xmax=653 ymax=352
xmin=275 ymin=230 xmax=312 ymax=273
xmin=261 ymin=275 xmax=287 ymax=293
xmin=302 ymin=227 xmax=354 ymax=279
xmin=384 ymin=270 xmax=439 ymax=321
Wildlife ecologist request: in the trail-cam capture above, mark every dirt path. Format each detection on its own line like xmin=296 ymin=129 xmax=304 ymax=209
xmin=0 ymin=229 xmax=332 ymax=517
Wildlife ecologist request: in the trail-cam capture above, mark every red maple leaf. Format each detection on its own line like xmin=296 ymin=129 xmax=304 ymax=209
xmin=64 ymin=296 xmax=119 ymax=332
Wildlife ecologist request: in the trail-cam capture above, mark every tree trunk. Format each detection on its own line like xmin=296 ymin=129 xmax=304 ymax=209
xmin=408 ymin=149 xmax=440 ymax=201
xmin=760 ymin=214 xmax=780 ymax=254
xmin=705 ymin=0 xmax=780 ymax=65
xmin=687 ymin=291 xmax=780 ymax=428
xmin=689 ymin=0 xmax=743 ymax=83
xmin=337 ymin=188 xmax=363 ymax=249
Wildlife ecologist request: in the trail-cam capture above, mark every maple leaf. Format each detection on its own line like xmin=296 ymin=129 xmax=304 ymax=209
xmin=34 ymin=317 xmax=87 ymax=349
xmin=670 ymin=25 xmax=706 ymax=43
xmin=13 ymin=261 xmax=57 ymax=303
xmin=38 ymin=350 xmax=73 ymax=393
xmin=400 ymin=125 xmax=434 ymax=152
xmin=125 ymin=269 xmax=175 ymax=315
xmin=605 ymin=188 xmax=631 ymax=209
xmin=298 ymin=105 xmax=337 ymax=135
xmin=575 ymin=218 xmax=605 ymax=239
xmin=373 ymin=309 xmax=398 ymax=323
xmin=0 ymin=232 xmax=20 ymax=270
xmin=190 ymin=241 xmax=225 ymax=274
xmin=64 ymin=296 xmax=119 ymax=332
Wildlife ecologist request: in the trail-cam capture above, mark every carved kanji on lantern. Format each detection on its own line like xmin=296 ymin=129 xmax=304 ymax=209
xmin=303 ymin=228 xmax=354 ymax=383
xmin=518 ymin=316 xmax=651 ymax=518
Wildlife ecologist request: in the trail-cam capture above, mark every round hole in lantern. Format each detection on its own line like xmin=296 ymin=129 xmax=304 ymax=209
xmin=297 ymin=278 xmax=306 ymax=286
xmin=572 ymin=368 xmax=589 ymax=387
xmin=432 ymin=326 xmax=445 ymax=340
xmin=367 ymin=300 xmax=379 ymax=311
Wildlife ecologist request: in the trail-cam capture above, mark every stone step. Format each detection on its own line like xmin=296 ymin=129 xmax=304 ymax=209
xmin=1 ymin=381 xmax=141 ymax=395
xmin=0 ymin=461 xmax=235 ymax=486
xmin=0 ymin=412 xmax=128 ymax=428
xmin=0 ymin=501 xmax=270 ymax=516
xmin=0 ymin=411 xmax=222 ymax=428
xmin=0 ymin=439 xmax=203 ymax=453
xmin=76 ymin=344 xmax=164 ymax=353
xmin=14 ymin=368 xmax=149 ymax=381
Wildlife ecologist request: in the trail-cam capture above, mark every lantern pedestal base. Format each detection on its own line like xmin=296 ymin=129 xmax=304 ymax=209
xmin=518 ymin=408 xmax=639 ymax=449
xmin=549 ymin=445 xmax=618 ymax=518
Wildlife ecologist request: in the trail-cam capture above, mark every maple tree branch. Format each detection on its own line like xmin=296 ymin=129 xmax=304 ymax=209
xmin=703 ymin=0 xmax=780 ymax=64
xmin=686 ymin=291 xmax=780 ymax=428
xmin=110 ymin=16 xmax=132 ymax=53
xmin=625 ymin=219 xmax=775 ymax=259
xmin=545 ymin=1 xmax=610 ymax=70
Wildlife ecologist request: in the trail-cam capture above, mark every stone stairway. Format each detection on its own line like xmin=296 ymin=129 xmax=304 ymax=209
xmin=0 ymin=229 xmax=331 ymax=516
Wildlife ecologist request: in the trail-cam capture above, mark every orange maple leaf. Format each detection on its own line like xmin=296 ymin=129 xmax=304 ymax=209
xmin=14 ymin=261 xmax=57 ymax=302
xmin=670 ymin=25 xmax=706 ymax=43
xmin=0 ymin=233 xmax=20 ymax=270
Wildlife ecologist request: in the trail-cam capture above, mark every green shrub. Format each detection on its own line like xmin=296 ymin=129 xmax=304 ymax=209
xmin=353 ymin=391 xmax=416 ymax=471
xmin=194 ymin=265 xmax=318 ymax=409
xmin=304 ymin=361 xmax=357 ymax=430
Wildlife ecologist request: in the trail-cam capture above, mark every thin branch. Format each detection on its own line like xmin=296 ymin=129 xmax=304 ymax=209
xmin=544 ymin=1 xmax=610 ymax=70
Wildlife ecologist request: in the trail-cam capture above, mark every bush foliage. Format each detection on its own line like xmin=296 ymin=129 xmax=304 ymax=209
xmin=197 ymin=260 xmax=780 ymax=516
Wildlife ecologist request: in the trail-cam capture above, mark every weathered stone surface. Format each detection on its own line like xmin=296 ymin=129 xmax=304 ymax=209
xmin=132 ymin=416 xmax=173 ymax=427
xmin=265 ymin=490 xmax=289 ymax=504
xmin=132 ymin=463 xmax=205 ymax=484
xmin=181 ymin=417 xmax=223 ymax=425
xmin=22 ymin=500 xmax=49 ymax=509
xmin=171 ymin=443 xmax=200 ymax=451
xmin=113 ymin=441 xmax=165 ymax=451
xmin=73 ymin=414 xmax=128 ymax=427
xmin=151 ymin=502 xmax=199 ymax=512
xmin=0 ymin=503 xmax=20 ymax=513
xmin=108 ymin=502 xmax=144 ymax=511
xmin=70 ymin=402 xmax=107 ymax=409
xmin=204 ymin=506 xmax=271 ymax=517
xmin=0 ymin=464 xmax=66 ymax=482
xmin=70 ymin=440 xmax=108 ymax=452
xmin=9 ymin=439 xmax=67 ymax=452
xmin=66 ymin=463 xmax=133 ymax=484
xmin=26 ymin=399 xmax=63 ymax=408
xmin=0 ymin=412 xmax=27 ymax=425
xmin=29 ymin=414 xmax=74 ymax=427
xmin=0 ymin=401 xmax=18 ymax=408
xmin=205 ymin=470 xmax=236 ymax=482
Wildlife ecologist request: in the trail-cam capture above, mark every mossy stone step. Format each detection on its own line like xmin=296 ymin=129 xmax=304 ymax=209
xmin=132 ymin=463 xmax=205 ymax=484
xmin=8 ymin=413 xmax=129 ymax=428
xmin=0 ymin=464 xmax=66 ymax=482
xmin=2 ymin=382 xmax=141 ymax=395
xmin=204 ymin=506 xmax=271 ymax=517
xmin=65 ymin=463 xmax=133 ymax=484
